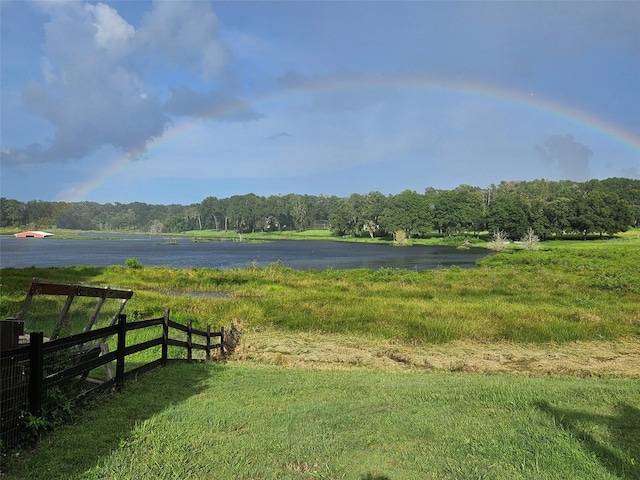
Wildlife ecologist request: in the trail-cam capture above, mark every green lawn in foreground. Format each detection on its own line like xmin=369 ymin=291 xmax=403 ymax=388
xmin=5 ymin=363 xmax=639 ymax=480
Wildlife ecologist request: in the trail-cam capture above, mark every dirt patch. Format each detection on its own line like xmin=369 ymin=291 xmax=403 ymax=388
xmin=230 ymin=329 xmax=640 ymax=378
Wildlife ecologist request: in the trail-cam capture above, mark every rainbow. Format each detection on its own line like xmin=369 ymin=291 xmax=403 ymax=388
xmin=279 ymin=73 xmax=640 ymax=151
xmin=59 ymin=74 xmax=640 ymax=202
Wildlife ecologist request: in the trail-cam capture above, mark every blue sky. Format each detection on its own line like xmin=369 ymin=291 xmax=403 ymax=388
xmin=1 ymin=1 xmax=639 ymax=205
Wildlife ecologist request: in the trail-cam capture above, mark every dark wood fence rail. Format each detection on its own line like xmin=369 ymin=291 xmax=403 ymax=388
xmin=0 ymin=310 xmax=225 ymax=448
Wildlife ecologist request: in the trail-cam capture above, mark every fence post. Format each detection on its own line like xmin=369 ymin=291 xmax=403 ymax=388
xmin=162 ymin=309 xmax=169 ymax=367
xmin=187 ymin=320 xmax=193 ymax=362
xmin=206 ymin=325 xmax=211 ymax=361
xmin=28 ymin=332 xmax=44 ymax=418
xmin=116 ymin=314 xmax=126 ymax=391
xmin=1 ymin=318 xmax=24 ymax=351
xmin=220 ymin=326 xmax=225 ymax=356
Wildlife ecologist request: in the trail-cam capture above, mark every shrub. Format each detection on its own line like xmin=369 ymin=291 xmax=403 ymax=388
xmin=489 ymin=230 xmax=509 ymax=251
xmin=521 ymin=228 xmax=540 ymax=250
xmin=393 ymin=229 xmax=408 ymax=246
xmin=125 ymin=257 xmax=143 ymax=269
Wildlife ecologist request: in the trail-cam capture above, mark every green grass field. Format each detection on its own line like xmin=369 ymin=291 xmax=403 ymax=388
xmin=1 ymin=232 xmax=639 ymax=477
xmin=5 ymin=363 xmax=639 ymax=479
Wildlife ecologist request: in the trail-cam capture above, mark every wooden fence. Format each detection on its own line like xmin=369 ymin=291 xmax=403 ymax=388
xmin=0 ymin=311 xmax=225 ymax=449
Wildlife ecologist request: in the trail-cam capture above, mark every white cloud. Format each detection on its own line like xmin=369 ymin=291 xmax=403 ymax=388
xmin=2 ymin=0 xmax=237 ymax=167
xmin=136 ymin=0 xmax=230 ymax=81
xmin=85 ymin=2 xmax=134 ymax=57
xmin=40 ymin=56 xmax=57 ymax=84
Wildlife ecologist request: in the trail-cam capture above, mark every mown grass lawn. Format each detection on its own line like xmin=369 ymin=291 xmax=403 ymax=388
xmin=4 ymin=362 xmax=639 ymax=480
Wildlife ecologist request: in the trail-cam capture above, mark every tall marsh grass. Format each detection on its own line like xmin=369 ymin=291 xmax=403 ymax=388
xmin=1 ymin=237 xmax=638 ymax=345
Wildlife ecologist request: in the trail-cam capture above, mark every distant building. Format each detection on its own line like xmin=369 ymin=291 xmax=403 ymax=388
xmin=14 ymin=231 xmax=55 ymax=238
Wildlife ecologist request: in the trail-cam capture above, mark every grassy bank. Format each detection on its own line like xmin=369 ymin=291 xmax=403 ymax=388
xmin=1 ymin=234 xmax=639 ymax=377
xmin=2 ymin=234 xmax=638 ymax=346
xmin=5 ymin=363 xmax=640 ymax=479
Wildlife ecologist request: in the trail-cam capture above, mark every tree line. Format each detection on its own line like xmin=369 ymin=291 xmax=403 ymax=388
xmin=1 ymin=177 xmax=638 ymax=241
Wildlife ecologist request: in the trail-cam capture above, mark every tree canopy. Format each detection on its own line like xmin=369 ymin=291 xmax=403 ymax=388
xmin=1 ymin=178 xmax=638 ymax=240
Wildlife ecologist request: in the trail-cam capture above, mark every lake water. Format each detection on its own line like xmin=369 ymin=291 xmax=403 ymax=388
xmin=0 ymin=235 xmax=489 ymax=271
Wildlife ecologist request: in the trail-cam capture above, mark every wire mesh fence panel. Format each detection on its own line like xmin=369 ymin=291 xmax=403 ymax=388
xmin=43 ymin=343 xmax=85 ymax=390
xmin=0 ymin=348 xmax=30 ymax=449
xmin=39 ymin=342 xmax=91 ymax=432
xmin=1 ymin=311 xmax=225 ymax=451
xmin=20 ymin=295 xmax=124 ymax=339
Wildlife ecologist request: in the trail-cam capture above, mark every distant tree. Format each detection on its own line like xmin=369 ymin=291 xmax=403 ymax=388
xmin=330 ymin=197 xmax=360 ymax=236
xmin=56 ymin=202 xmax=106 ymax=230
xmin=330 ymin=191 xmax=387 ymax=238
xmin=362 ymin=191 xmax=388 ymax=238
xmin=483 ymin=183 xmax=498 ymax=210
xmin=603 ymin=194 xmax=635 ymax=234
xmin=289 ymin=194 xmax=309 ymax=231
xmin=127 ymin=201 xmax=159 ymax=229
xmin=486 ymin=194 xmax=531 ymax=241
xmin=163 ymin=213 xmax=190 ymax=232
xmin=542 ymin=197 xmax=574 ymax=238
xmin=570 ymin=190 xmax=634 ymax=238
xmin=261 ymin=195 xmax=288 ymax=231
xmin=4 ymin=176 xmax=638 ymax=238
xmin=527 ymin=198 xmax=550 ymax=240
xmin=430 ymin=185 xmax=484 ymax=236
xmin=379 ymin=190 xmax=432 ymax=238
xmin=200 ymin=196 xmax=224 ymax=230
xmin=430 ymin=190 xmax=458 ymax=235
xmin=0 ymin=198 xmax=26 ymax=227
xmin=592 ymin=177 xmax=640 ymax=227
xmin=25 ymin=200 xmax=65 ymax=229
xmin=227 ymin=194 xmax=263 ymax=233
xmin=149 ymin=219 xmax=165 ymax=233
xmin=314 ymin=194 xmax=341 ymax=228
xmin=185 ymin=205 xmax=202 ymax=230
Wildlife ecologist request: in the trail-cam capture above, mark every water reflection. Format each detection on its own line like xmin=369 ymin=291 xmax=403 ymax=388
xmin=0 ymin=236 xmax=489 ymax=271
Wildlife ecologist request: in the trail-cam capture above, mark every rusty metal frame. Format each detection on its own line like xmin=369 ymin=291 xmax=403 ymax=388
xmin=17 ymin=278 xmax=133 ymax=340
